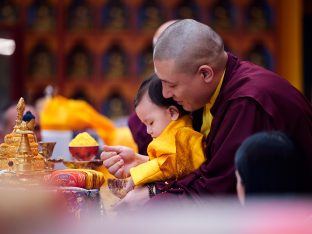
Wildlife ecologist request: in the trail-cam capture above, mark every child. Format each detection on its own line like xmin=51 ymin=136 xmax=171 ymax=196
xmin=235 ymin=131 xmax=306 ymax=205
xmin=124 ymin=74 xmax=206 ymax=192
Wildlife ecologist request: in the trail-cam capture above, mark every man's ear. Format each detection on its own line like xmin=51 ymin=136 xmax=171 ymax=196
xmin=198 ymin=65 xmax=214 ymax=83
xmin=167 ymin=106 xmax=179 ymax=121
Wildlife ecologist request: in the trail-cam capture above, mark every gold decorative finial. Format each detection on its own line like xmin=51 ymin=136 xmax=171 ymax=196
xmin=14 ymin=97 xmax=25 ymax=131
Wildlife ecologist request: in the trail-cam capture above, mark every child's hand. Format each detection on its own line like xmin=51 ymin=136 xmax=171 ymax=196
xmin=125 ymin=178 xmax=135 ymax=193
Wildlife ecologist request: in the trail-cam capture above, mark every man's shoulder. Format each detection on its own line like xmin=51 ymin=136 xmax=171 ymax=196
xmin=224 ymin=61 xmax=296 ymax=103
xmin=214 ymin=59 xmax=311 ymax=119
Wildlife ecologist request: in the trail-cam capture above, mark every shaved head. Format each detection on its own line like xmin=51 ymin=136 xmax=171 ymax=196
xmin=153 ymin=19 xmax=225 ymax=74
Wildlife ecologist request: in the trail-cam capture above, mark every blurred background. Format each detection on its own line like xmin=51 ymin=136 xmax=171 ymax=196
xmin=0 ymin=0 xmax=311 ymax=119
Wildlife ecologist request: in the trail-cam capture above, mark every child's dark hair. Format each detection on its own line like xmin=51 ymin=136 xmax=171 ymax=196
xmin=134 ymin=74 xmax=187 ymax=115
xmin=235 ymin=131 xmax=306 ymax=196
xmin=134 ymin=76 xmax=152 ymax=108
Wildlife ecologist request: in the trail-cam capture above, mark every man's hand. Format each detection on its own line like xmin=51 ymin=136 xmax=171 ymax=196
xmin=113 ymin=186 xmax=150 ymax=212
xmin=101 ymin=145 xmax=148 ymax=178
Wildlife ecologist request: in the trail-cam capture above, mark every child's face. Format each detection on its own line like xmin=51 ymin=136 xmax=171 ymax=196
xmin=136 ymin=94 xmax=177 ymax=138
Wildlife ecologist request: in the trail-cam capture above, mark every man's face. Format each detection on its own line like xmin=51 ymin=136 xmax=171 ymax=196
xmin=154 ymin=59 xmax=209 ymax=112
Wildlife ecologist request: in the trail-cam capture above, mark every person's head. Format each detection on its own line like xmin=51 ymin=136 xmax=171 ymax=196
xmin=153 ymin=20 xmax=178 ymax=47
xmin=134 ymin=74 xmax=186 ymax=138
xmin=153 ymin=19 xmax=228 ymax=112
xmin=235 ymin=131 xmax=303 ymax=205
xmin=0 ymin=104 xmax=41 ymax=142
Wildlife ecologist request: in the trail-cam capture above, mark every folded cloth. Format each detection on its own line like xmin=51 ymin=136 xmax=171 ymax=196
xmin=55 ymin=187 xmax=102 ymax=219
xmin=40 ymin=96 xmax=116 ymax=145
xmin=44 ymin=169 xmax=105 ymax=189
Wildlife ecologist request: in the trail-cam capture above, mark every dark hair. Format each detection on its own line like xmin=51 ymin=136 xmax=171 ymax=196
xmin=134 ymin=77 xmax=152 ymax=108
xmin=134 ymin=74 xmax=187 ymax=115
xmin=235 ymin=131 xmax=304 ymax=196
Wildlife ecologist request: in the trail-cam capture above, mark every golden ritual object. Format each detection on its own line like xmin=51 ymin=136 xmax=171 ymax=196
xmin=0 ymin=97 xmax=49 ymax=174
xmin=15 ymin=130 xmax=35 ymax=172
xmin=38 ymin=141 xmax=56 ymax=170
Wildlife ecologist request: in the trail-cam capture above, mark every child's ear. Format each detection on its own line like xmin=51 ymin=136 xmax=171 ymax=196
xmin=168 ymin=106 xmax=179 ymax=121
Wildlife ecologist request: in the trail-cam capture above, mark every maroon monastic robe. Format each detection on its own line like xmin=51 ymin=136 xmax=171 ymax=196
xmin=151 ymin=53 xmax=312 ymax=198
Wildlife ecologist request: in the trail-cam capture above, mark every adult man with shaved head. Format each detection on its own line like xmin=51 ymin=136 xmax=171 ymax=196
xmin=102 ymin=19 xmax=312 ymax=209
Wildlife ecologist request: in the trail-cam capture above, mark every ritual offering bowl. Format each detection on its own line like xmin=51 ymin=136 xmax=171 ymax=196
xmin=107 ymin=178 xmax=129 ymax=199
xmin=69 ymin=132 xmax=99 ymax=161
xmin=69 ymin=146 xmax=99 ymax=161
xmin=38 ymin=141 xmax=56 ymax=159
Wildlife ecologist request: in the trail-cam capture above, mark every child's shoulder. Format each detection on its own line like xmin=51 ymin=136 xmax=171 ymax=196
xmin=175 ymin=126 xmax=204 ymax=140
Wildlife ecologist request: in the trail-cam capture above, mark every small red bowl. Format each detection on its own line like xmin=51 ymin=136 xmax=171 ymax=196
xmin=69 ymin=146 xmax=99 ymax=161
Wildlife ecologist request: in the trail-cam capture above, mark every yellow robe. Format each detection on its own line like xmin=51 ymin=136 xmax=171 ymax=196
xmin=130 ymin=115 xmax=205 ymax=186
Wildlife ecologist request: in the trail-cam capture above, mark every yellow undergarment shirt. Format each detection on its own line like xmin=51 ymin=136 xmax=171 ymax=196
xmin=201 ymin=71 xmax=225 ymax=137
